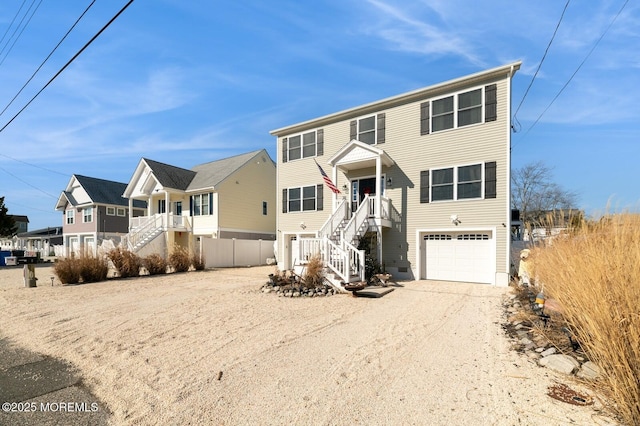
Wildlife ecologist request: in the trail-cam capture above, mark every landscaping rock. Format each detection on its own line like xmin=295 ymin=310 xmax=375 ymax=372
xmin=539 ymin=354 xmax=580 ymax=375
xmin=577 ymin=361 xmax=601 ymax=380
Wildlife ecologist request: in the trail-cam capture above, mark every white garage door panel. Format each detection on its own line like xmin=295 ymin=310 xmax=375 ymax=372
xmin=425 ymin=232 xmax=493 ymax=284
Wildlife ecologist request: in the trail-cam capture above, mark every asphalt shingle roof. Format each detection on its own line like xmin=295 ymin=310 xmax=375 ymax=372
xmin=188 ymin=150 xmax=263 ymax=191
xmin=74 ymin=175 xmax=146 ymax=208
xmin=142 ymin=158 xmax=196 ymax=191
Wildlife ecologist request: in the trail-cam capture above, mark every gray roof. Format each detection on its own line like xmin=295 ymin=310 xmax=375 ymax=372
xmin=188 ymin=150 xmax=265 ymax=191
xmin=143 ymin=158 xmax=196 ymax=191
xmin=74 ymin=175 xmax=146 ymax=208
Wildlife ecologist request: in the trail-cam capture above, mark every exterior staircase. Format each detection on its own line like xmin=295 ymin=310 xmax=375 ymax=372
xmin=298 ymin=195 xmax=381 ymax=288
xmin=123 ymin=215 xmax=164 ymax=252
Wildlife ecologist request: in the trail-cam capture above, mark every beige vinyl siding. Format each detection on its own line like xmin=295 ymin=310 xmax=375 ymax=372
xmin=217 ymin=156 xmax=276 ymax=237
xmin=275 ymin=65 xmax=516 ymax=280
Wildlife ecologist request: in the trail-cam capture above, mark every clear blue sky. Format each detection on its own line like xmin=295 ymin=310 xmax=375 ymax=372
xmin=0 ymin=0 xmax=637 ymax=231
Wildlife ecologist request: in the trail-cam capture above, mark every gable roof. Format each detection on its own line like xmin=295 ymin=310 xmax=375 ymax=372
xmin=142 ymin=158 xmax=196 ymax=191
xmin=57 ymin=175 xmax=146 ymax=209
xmin=74 ymin=175 xmax=146 ymax=207
xmin=187 ymin=150 xmax=267 ymax=192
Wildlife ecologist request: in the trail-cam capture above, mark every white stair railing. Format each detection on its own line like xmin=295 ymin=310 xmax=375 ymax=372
xmin=342 ymin=194 xmax=372 ymax=247
xmin=127 ymin=214 xmax=162 ymax=251
xmin=318 ymin=198 xmax=349 ymax=240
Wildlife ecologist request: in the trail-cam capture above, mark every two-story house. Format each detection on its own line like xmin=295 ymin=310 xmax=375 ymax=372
xmin=55 ymin=175 xmax=147 ymax=255
xmin=270 ymin=62 xmax=521 ymax=287
xmin=122 ymin=149 xmax=276 ymax=259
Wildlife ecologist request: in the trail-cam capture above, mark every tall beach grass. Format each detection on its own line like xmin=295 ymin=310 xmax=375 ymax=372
xmin=532 ymin=213 xmax=640 ymax=425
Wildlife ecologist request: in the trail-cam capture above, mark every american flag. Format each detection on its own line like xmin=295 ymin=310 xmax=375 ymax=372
xmin=314 ymin=159 xmax=341 ymax=194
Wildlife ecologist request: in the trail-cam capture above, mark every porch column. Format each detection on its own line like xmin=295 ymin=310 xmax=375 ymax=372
xmin=165 ymin=191 xmax=170 ymax=229
xmin=375 ymin=156 xmax=382 ymax=219
xmin=332 ymin=164 xmax=339 ymax=211
xmin=128 ymin=198 xmax=133 ymax=231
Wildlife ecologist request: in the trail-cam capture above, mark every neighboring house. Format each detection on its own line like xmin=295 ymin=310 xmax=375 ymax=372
xmin=270 ymin=62 xmax=521 ymax=287
xmin=15 ymin=226 xmax=63 ymax=258
xmin=0 ymin=215 xmax=27 ymax=250
xmin=122 ymin=149 xmax=276 ymax=258
xmin=55 ymin=175 xmax=147 ymax=255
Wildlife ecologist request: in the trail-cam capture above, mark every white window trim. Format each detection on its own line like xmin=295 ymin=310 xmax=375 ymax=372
xmin=287 ymin=129 xmax=318 ymax=162
xmin=430 ymin=162 xmax=485 ymax=203
xmin=66 ymin=209 xmax=75 ymax=225
xmin=286 ymin=185 xmax=319 ymax=213
xmin=83 ymin=207 xmax=93 ymax=223
xmin=430 ymin=85 xmax=485 ymax=133
xmin=117 ymin=208 xmax=126 ymax=217
xmin=106 ymin=207 xmax=116 ymax=216
xmin=192 ymin=193 xmax=211 ymax=216
xmin=356 ymin=114 xmax=377 ymax=145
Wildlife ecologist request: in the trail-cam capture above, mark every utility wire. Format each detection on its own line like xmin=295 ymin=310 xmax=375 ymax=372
xmin=521 ymin=0 xmax=629 ymax=138
xmin=0 ymin=0 xmax=97 ymax=118
xmin=513 ymin=0 xmax=570 ymax=122
xmin=0 ymin=152 xmax=68 ymax=176
xmin=0 ymin=0 xmax=42 ymax=66
xmin=0 ymin=166 xmax=57 ymax=198
xmin=0 ymin=0 xmax=136 ymax=135
xmin=0 ymin=0 xmax=28 ymax=48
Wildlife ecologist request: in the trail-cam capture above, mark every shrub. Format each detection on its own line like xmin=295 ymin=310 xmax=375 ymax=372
xmin=78 ymin=252 xmax=108 ymax=283
xmin=302 ymin=254 xmax=324 ymax=288
xmin=53 ymin=257 xmax=81 ymax=284
xmin=533 ymin=213 xmax=640 ymax=425
xmin=191 ymin=251 xmax=205 ymax=271
xmin=143 ymin=253 xmax=168 ymax=275
xmin=168 ymin=245 xmax=191 ymax=273
xmin=107 ymin=247 xmax=142 ymax=278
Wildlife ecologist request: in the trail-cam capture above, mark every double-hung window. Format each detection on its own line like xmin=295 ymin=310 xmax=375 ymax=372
xmin=424 ymin=163 xmax=485 ymax=202
xmin=66 ymin=210 xmax=75 ymax=225
xmin=457 ymin=164 xmax=482 ymax=199
xmin=283 ymin=130 xmax=322 ymax=162
xmin=282 ymin=185 xmax=323 ymax=213
xmin=350 ymin=114 xmax=385 ymax=145
xmin=430 ymin=87 xmax=483 ymax=133
xmin=191 ymin=193 xmax=212 ymax=216
xmin=83 ymin=207 xmax=93 ymax=223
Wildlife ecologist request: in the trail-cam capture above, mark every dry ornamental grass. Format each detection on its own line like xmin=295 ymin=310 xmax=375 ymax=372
xmin=532 ymin=213 xmax=640 ymax=425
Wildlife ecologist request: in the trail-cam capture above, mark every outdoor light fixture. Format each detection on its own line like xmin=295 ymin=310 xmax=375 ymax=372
xmin=342 ymin=184 xmax=348 ymax=192
xmin=300 ymin=222 xmax=306 ymax=230
xmin=386 ymin=177 xmax=392 ymax=187
xmin=450 ymin=214 xmax=460 ymax=225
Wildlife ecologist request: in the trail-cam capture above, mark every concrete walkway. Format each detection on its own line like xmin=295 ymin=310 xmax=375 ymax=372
xmin=0 ymin=338 xmax=109 ymax=425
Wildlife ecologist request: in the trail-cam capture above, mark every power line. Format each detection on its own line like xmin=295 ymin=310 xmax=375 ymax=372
xmin=513 ymin=0 xmax=570 ymax=122
xmin=0 ymin=0 xmax=43 ymax=67
xmin=0 ymin=0 xmax=97 ymax=118
xmin=0 ymin=166 xmax=58 ymax=198
xmin=0 ymin=0 xmax=136 ymax=135
xmin=0 ymin=152 xmax=68 ymax=176
xmin=0 ymin=0 xmax=28 ymax=48
xmin=521 ymin=0 xmax=629 ymax=138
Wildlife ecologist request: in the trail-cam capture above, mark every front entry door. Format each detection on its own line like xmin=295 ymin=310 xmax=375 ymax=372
xmin=350 ymin=177 xmax=384 ymax=213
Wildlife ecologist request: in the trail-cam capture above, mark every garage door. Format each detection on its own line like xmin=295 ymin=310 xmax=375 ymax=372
xmin=424 ymin=232 xmax=493 ymax=283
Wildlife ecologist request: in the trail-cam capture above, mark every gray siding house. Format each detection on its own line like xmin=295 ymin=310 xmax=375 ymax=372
xmin=55 ymin=175 xmax=147 ymax=255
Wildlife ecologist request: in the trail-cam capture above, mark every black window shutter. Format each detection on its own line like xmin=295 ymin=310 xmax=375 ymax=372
xmin=282 ymin=137 xmax=288 ymax=163
xmin=282 ymin=189 xmax=288 ymax=213
xmin=485 ymin=84 xmax=497 ymax=122
xmin=317 ymin=129 xmax=324 ymax=156
xmin=189 ymin=196 xmax=193 ymax=216
xmin=209 ymin=193 xmax=213 ymax=214
xmin=420 ymin=102 xmax=430 ymax=135
xmin=485 ymin=162 xmax=497 ymax=199
xmin=316 ymin=184 xmax=323 ymax=211
xmin=376 ymin=113 xmax=385 ymax=144
xmin=420 ymin=170 xmax=430 ymax=203
xmin=350 ymin=120 xmax=357 ymax=140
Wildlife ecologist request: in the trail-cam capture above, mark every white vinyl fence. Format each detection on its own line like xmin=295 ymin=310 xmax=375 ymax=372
xmin=203 ymin=238 xmax=275 ymax=268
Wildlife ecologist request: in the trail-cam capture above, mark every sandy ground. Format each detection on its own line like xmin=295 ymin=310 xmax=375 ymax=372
xmin=0 ymin=265 xmax=617 ymax=425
